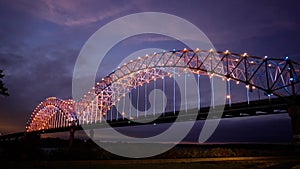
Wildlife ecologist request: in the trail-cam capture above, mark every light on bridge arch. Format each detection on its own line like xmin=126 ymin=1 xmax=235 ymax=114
xmin=284 ymin=56 xmax=289 ymax=61
xmin=26 ymin=48 xmax=300 ymax=134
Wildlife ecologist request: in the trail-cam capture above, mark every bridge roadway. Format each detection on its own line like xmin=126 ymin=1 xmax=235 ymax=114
xmin=0 ymin=96 xmax=295 ymax=142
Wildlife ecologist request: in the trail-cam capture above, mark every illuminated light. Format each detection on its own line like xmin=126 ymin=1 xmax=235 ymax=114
xmin=225 ymin=50 xmax=229 ymax=54
xmin=268 ymin=64 xmax=272 ymax=67
xmin=226 ymin=95 xmax=231 ymax=99
xmin=250 ymin=61 xmax=254 ymax=64
xmin=138 ymin=57 xmax=141 ymax=60
xmin=153 ymin=52 xmax=157 ymax=55
xmin=264 ymin=56 xmax=268 ymax=59
xmin=284 ymin=56 xmax=289 ymax=60
xmin=123 ymin=63 xmax=127 ymax=66
xmin=235 ymin=59 xmax=239 ymax=62
xmin=227 ymin=78 xmax=231 ymax=81
xmin=172 ymin=49 xmax=176 ymax=52
xmin=236 ymin=81 xmax=240 ymax=85
xmin=183 ymin=48 xmax=188 ymax=52
xmin=195 ymin=48 xmax=200 ymax=52
xmin=243 ymin=53 xmax=247 ymax=57
xmin=252 ymin=86 xmax=256 ymax=90
xmin=246 ymin=85 xmax=249 ymax=89
xmin=130 ymin=60 xmax=133 ymax=62
xmin=290 ymin=77 xmax=294 ymax=81
xmin=209 ymin=48 xmax=213 ymax=52
xmin=145 ymin=54 xmax=149 ymax=57
xmin=162 ymin=50 xmax=166 ymax=53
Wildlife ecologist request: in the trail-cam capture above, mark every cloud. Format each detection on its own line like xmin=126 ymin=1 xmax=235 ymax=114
xmin=10 ymin=0 xmax=135 ymax=27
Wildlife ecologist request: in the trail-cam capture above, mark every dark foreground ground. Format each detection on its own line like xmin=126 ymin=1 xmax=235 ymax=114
xmin=2 ymin=157 xmax=300 ymax=169
xmin=1 ymin=138 xmax=300 ymax=169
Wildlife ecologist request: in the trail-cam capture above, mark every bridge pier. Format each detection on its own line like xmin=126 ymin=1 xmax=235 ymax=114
xmin=288 ymin=105 xmax=300 ymax=144
xmin=69 ymin=127 xmax=75 ymax=147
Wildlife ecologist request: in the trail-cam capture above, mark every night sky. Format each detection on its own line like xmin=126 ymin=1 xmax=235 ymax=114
xmin=0 ymin=0 xmax=300 ymax=142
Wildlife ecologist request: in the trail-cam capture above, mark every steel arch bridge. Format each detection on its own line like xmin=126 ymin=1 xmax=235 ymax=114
xmin=26 ymin=49 xmax=300 ymax=132
xmin=26 ymin=97 xmax=78 ymax=131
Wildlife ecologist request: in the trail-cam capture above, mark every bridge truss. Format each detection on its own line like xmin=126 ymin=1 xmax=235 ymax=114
xmin=26 ymin=49 xmax=300 ymax=132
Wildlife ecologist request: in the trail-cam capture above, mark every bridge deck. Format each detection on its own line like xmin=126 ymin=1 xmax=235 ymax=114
xmin=1 ymin=96 xmax=294 ymax=140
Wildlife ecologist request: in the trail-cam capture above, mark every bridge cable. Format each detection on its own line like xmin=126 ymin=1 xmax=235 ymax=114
xmin=163 ymin=68 xmax=165 ymax=116
xmin=154 ymin=73 xmax=156 ymax=116
xmin=227 ymin=79 xmax=232 ymax=107
xmin=122 ymin=87 xmax=126 ymax=120
xmin=197 ymin=74 xmax=200 ymax=112
xmin=173 ymin=67 xmax=176 ymax=114
xmin=145 ymin=82 xmax=147 ymax=117
xmin=116 ymin=90 xmax=119 ymax=121
xmin=137 ymin=85 xmax=140 ymax=118
xmin=211 ymin=75 xmax=215 ymax=109
xmin=185 ymin=69 xmax=188 ymax=113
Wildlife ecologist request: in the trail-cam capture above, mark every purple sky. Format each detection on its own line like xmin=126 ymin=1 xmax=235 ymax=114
xmin=0 ymin=0 xmax=300 ymax=141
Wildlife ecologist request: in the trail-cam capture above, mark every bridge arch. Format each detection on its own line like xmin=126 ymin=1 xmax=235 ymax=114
xmin=26 ymin=97 xmax=78 ymax=132
xmin=25 ymin=49 xmax=300 ymax=130
xmin=75 ymin=49 xmax=300 ymax=125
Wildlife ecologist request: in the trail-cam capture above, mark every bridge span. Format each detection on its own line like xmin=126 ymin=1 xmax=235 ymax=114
xmin=1 ymin=49 xmax=300 ymax=144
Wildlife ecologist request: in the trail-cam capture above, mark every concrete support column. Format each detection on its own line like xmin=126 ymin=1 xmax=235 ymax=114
xmin=288 ymin=105 xmax=300 ymax=144
xmin=69 ymin=127 xmax=75 ymax=147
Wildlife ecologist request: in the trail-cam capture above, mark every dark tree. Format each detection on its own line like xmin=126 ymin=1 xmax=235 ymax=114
xmin=0 ymin=69 xmax=9 ymax=96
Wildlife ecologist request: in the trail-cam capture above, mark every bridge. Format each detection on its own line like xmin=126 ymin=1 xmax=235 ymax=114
xmin=2 ymin=49 xmax=300 ymax=144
